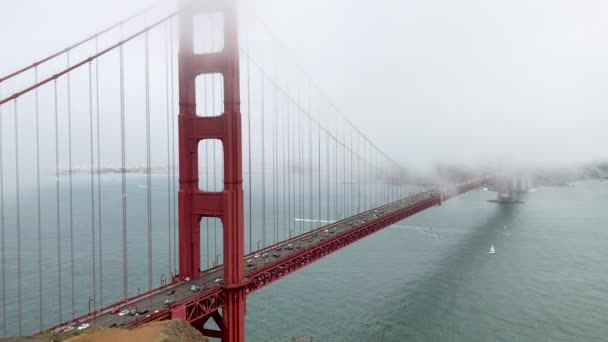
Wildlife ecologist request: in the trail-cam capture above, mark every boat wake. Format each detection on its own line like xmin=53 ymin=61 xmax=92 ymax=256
xmin=393 ymin=225 xmax=440 ymax=238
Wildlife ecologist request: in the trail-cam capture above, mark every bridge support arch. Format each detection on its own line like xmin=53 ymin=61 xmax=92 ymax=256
xmin=178 ymin=0 xmax=246 ymax=341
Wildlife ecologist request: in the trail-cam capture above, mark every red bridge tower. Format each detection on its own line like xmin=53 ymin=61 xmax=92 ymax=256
xmin=178 ymin=0 xmax=246 ymax=341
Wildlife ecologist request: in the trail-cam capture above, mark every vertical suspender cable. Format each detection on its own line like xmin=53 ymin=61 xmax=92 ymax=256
xmin=333 ymin=118 xmax=337 ymax=220
xmin=260 ymin=65 xmax=266 ymax=248
xmin=0 ymin=85 xmax=5 ymax=337
xmin=298 ymin=92 xmax=303 ymax=233
xmin=204 ymin=47 xmax=210 ymax=268
xmin=282 ymin=90 xmax=287 ymax=240
xmin=205 ymin=72 xmax=210 ymax=268
xmin=170 ymin=18 xmax=177 ymax=276
xmin=246 ymin=42 xmax=253 ymax=254
xmin=54 ymin=80 xmax=63 ymax=324
xmin=342 ymin=124 xmax=346 ymax=217
xmin=211 ymin=18 xmax=218 ymax=262
xmin=325 ymin=125 xmax=329 ymax=222
xmin=67 ymin=52 xmax=75 ymax=319
xmin=273 ymin=66 xmax=278 ymax=243
xmin=14 ymin=100 xmax=22 ymax=336
xmin=88 ymin=62 xmax=97 ymax=317
xmin=350 ymin=127 xmax=353 ymax=214
xmin=145 ymin=31 xmax=153 ymax=291
xmin=119 ymin=32 xmax=128 ymax=300
xmin=299 ymin=91 xmax=304 ymax=233
xmin=364 ymin=140 xmax=368 ymax=210
xmin=95 ymin=38 xmax=104 ymax=307
xmin=164 ymin=22 xmax=172 ymax=278
xmin=317 ymin=107 xmax=321 ymax=228
xmin=286 ymin=96 xmax=291 ymax=237
xmin=308 ymin=88 xmax=312 ymax=230
xmin=357 ymin=133 xmax=360 ymax=213
xmin=35 ymin=67 xmax=44 ymax=331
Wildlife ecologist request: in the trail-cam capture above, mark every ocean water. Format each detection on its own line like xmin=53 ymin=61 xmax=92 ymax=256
xmin=0 ymin=172 xmax=418 ymax=336
xmin=246 ymin=180 xmax=608 ymax=341
xmin=1 ymin=177 xmax=607 ymax=341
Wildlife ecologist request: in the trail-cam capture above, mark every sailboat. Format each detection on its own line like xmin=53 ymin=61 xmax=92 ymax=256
xmin=489 ymin=245 xmax=496 ymax=254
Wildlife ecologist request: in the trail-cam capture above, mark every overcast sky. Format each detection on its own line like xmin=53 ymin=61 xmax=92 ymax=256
xmin=2 ymin=0 xmax=608 ymax=172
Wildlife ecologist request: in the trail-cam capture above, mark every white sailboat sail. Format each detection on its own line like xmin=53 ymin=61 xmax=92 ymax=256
xmin=489 ymin=245 xmax=496 ymax=254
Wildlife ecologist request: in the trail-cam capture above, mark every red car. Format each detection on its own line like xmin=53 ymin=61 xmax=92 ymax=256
xmin=110 ymin=307 xmax=121 ymax=314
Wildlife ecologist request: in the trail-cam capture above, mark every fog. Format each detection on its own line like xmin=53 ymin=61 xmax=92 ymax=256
xmin=2 ymin=0 xmax=608 ymax=175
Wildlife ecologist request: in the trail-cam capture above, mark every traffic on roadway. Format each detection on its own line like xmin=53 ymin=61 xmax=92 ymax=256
xmin=49 ymin=189 xmax=441 ymax=338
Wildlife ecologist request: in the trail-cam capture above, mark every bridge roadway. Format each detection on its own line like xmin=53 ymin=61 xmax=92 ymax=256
xmin=50 ymin=189 xmax=445 ymax=337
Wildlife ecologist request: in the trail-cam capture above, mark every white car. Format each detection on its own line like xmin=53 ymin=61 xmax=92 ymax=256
xmin=262 ymin=253 xmax=268 ymax=258
xmin=118 ymin=309 xmax=130 ymax=316
xmin=214 ymin=278 xmax=222 ymax=283
xmin=190 ymin=285 xmax=200 ymax=292
xmin=154 ymin=309 xmax=160 ymax=314
xmin=253 ymin=254 xmax=260 ymax=258
xmin=77 ymin=323 xmax=90 ymax=331
xmin=62 ymin=326 xmax=75 ymax=333
xmin=246 ymin=258 xmax=253 ymax=263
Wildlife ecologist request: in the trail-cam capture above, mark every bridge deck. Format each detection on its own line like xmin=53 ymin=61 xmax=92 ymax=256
xmin=50 ymin=189 xmax=446 ymax=337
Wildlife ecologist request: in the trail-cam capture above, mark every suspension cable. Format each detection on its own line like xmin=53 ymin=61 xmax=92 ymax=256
xmin=14 ymin=100 xmax=22 ymax=335
xmin=308 ymin=86 xmax=313 ymax=230
xmin=211 ymin=18 xmax=218 ymax=264
xmin=286 ymin=91 xmax=292 ymax=238
xmin=53 ymin=79 xmax=63 ymax=324
xmin=0 ymin=13 xmax=178 ymax=107
xmin=273 ymin=65 xmax=278 ymax=243
xmin=95 ymin=37 xmax=104 ymax=307
xmin=88 ymin=62 xmax=97 ymax=318
xmin=298 ymin=90 xmax=303 ymax=233
xmin=260 ymin=64 xmax=266 ymax=249
xmin=205 ymin=47 xmax=210 ymax=268
xmin=67 ymin=52 xmax=75 ymax=320
xmin=170 ymin=17 xmax=177 ymax=277
xmin=0 ymin=0 xmax=167 ymax=84
xmin=325 ymin=120 xmax=330 ymax=222
xmin=164 ymin=21 xmax=172 ymax=280
xmin=119 ymin=30 xmax=128 ymax=300
xmin=145 ymin=31 xmax=153 ymax=291
xmin=246 ymin=37 xmax=253 ymax=255
xmin=317 ymin=102 xmax=321 ymax=228
xmin=282 ymin=89 xmax=287 ymax=240
xmin=35 ymin=67 xmax=43 ymax=331
xmin=0 ymin=85 xmax=5 ymax=337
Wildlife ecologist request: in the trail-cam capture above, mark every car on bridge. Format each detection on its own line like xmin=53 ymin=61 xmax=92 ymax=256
xmin=190 ymin=285 xmax=200 ymax=292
